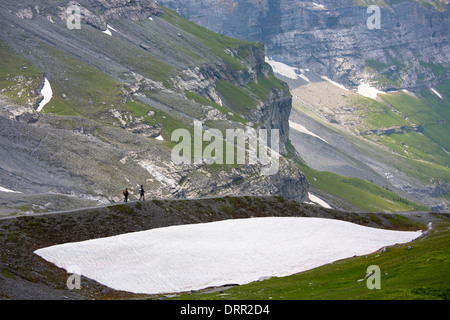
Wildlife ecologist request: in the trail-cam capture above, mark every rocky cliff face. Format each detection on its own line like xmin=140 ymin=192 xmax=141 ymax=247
xmin=170 ymin=46 xmax=292 ymax=153
xmin=158 ymin=0 xmax=450 ymax=91
xmin=14 ymin=0 xmax=162 ymax=30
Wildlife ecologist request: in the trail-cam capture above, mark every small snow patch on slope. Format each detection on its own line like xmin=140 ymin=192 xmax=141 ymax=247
xmin=0 ymin=186 xmax=21 ymax=193
xmin=289 ymin=120 xmax=328 ymax=143
xmin=107 ymin=24 xmax=117 ymax=32
xmin=307 ymin=192 xmax=332 ymax=209
xmin=102 ymin=25 xmax=116 ymax=36
xmin=36 ymin=78 xmax=53 ymax=112
xmin=313 ymin=3 xmax=326 ymax=9
xmin=358 ymin=82 xmax=385 ymax=100
xmin=321 ymin=76 xmax=349 ymax=91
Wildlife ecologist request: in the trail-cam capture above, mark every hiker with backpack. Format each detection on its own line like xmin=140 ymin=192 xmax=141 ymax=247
xmin=138 ymin=185 xmax=145 ymax=201
xmin=123 ymin=188 xmax=129 ymax=202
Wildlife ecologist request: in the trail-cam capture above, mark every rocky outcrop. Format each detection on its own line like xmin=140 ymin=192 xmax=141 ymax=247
xmin=363 ymin=124 xmax=424 ymax=136
xmin=108 ymin=108 xmax=162 ymax=137
xmin=158 ymin=0 xmax=450 ymax=91
xmin=247 ymin=84 xmax=291 ymax=155
xmin=171 ymin=46 xmax=292 ymax=154
xmin=180 ymin=157 xmax=309 ymax=202
xmin=13 ymin=0 xmax=162 ymax=31
xmin=94 ymin=0 xmax=161 ymax=21
xmin=171 ymin=43 xmax=266 ymax=96
xmin=58 ymin=0 xmax=161 ymax=30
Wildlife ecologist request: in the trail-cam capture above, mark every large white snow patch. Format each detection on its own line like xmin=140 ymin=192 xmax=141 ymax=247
xmin=34 ymin=217 xmax=422 ymax=295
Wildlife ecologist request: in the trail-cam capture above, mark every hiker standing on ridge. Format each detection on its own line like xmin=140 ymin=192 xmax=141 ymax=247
xmin=123 ymin=188 xmax=129 ymax=202
xmin=138 ymin=184 xmax=145 ymax=201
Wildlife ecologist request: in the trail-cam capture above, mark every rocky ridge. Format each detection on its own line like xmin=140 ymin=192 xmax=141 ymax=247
xmin=0 ymin=0 xmax=309 ymax=214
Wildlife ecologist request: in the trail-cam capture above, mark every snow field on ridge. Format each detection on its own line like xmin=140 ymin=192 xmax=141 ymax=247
xmin=34 ymin=217 xmax=422 ymax=295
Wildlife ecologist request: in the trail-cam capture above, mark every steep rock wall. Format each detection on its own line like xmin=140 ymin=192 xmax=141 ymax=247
xmin=159 ymin=0 xmax=450 ymax=91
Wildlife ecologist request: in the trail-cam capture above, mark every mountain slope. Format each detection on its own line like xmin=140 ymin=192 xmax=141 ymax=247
xmin=156 ymin=0 xmax=448 ymax=211
xmin=0 ymin=0 xmax=309 ymax=214
xmin=284 ymin=71 xmax=449 ymax=212
xmin=158 ymin=0 xmax=450 ymax=91
xmin=0 ymin=0 xmax=435 ymax=215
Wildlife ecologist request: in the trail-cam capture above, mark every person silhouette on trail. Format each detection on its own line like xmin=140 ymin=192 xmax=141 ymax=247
xmin=138 ymin=184 xmax=145 ymax=201
xmin=123 ymin=188 xmax=129 ymax=202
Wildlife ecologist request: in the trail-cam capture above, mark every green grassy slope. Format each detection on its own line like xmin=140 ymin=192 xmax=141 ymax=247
xmin=369 ymin=89 xmax=449 ymax=187
xmin=285 ymin=142 xmax=430 ymax=212
xmin=0 ymin=40 xmax=42 ymax=106
xmin=303 ymin=168 xmax=429 ymax=212
xmin=342 ymin=80 xmax=450 ymax=194
xmin=0 ymin=5 xmax=274 ymax=142
xmin=292 ymin=82 xmax=449 ymax=210
xmin=160 ymin=7 xmax=265 ymax=71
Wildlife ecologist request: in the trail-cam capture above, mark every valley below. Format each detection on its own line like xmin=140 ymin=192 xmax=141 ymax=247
xmin=268 ymin=60 xmax=449 ymax=213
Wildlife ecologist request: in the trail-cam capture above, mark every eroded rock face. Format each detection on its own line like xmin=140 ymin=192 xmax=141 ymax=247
xmin=246 ymin=85 xmax=291 ymax=155
xmin=170 ymin=47 xmax=292 ymax=154
xmin=89 ymin=0 xmax=162 ymax=21
xmin=10 ymin=0 xmax=294 ymax=155
xmin=158 ymin=0 xmax=450 ymax=91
